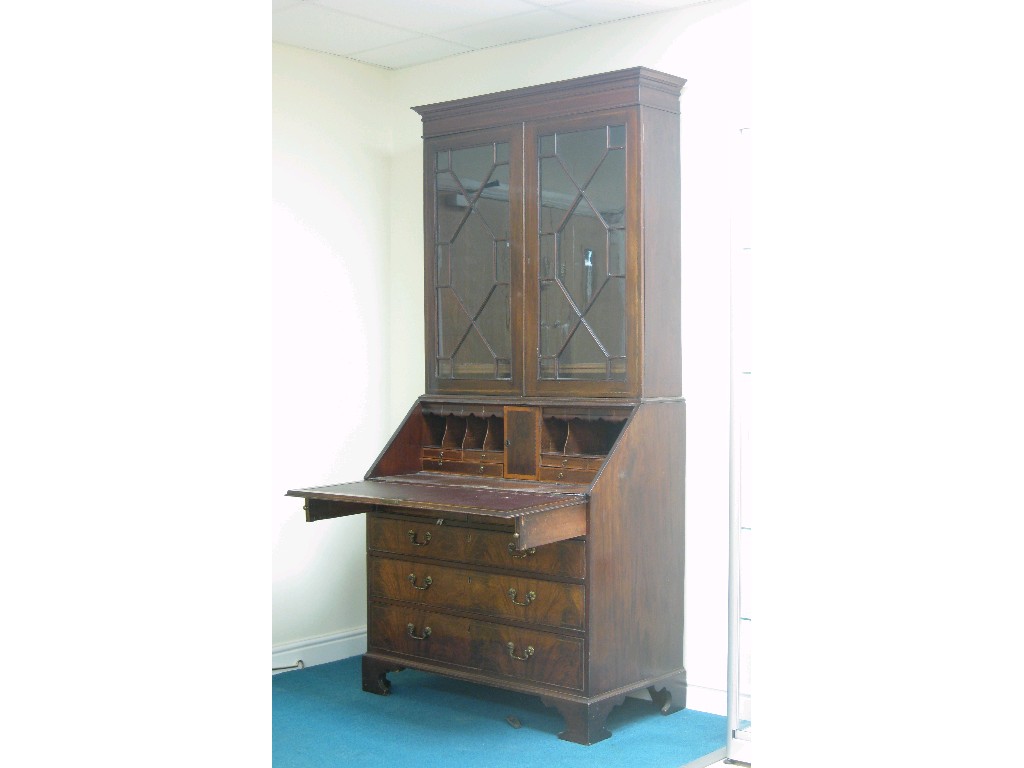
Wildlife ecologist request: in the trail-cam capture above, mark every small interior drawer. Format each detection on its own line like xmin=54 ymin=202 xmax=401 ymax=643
xmin=537 ymin=466 xmax=596 ymax=485
xmin=422 ymin=458 xmax=503 ymax=477
xmin=422 ymin=447 xmax=462 ymax=461
xmin=462 ymin=448 xmax=504 ymax=464
xmin=539 ymin=453 xmax=604 ymax=471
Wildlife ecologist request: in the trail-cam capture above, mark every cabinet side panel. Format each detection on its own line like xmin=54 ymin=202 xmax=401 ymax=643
xmin=365 ymin=401 xmax=424 ymax=479
xmin=640 ymin=106 xmax=682 ymax=398
xmin=586 ymin=399 xmax=685 ymax=694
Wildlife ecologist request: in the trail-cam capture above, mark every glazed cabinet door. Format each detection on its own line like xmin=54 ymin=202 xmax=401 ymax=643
xmin=425 ymin=127 xmax=524 ymax=395
xmin=524 ymin=109 xmax=641 ymax=398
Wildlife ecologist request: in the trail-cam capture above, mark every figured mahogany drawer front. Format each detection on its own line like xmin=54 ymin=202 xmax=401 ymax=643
xmin=368 ymin=516 xmax=585 ymax=579
xmin=369 ymin=556 xmax=584 ymax=630
xmin=537 ymin=466 xmax=597 ymax=485
xmin=422 ymin=458 xmax=504 ymax=477
xmin=539 ymin=454 xmax=604 ymax=471
xmin=370 ymin=604 xmax=584 ymax=691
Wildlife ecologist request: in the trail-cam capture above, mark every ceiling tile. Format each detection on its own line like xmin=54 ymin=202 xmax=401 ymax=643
xmin=552 ymin=0 xmax=666 ymax=24
xmin=272 ymin=0 xmax=303 ymax=10
xmin=348 ymin=36 xmax=473 ymax=69
xmin=273 ymin=5 xmax=418 ymax=56
xmin=436 ymin=8 xmax=585 ymax=49
xmin=313 ymin=0 xmax=537 ymax=36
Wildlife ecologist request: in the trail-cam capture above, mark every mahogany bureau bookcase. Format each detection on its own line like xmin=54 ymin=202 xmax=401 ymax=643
xmin=287 ymin=67 xmax=687 ymax=745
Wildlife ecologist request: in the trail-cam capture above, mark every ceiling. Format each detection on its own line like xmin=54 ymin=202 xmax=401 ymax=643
xmin=272 ymin=0 xmax=707 ymax=69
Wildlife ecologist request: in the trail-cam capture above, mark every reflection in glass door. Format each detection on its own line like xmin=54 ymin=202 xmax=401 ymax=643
xmin=434 ymin=140 xmax=513 ymax=382
xmin=536 ymin=124 xmax=627 ymax=382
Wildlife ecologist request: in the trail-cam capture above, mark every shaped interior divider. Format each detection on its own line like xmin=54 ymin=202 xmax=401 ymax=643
xmin=441 ymin=415 xmax=468 ymax=449
xmin=423 ymin=413 xmax=447 ymax=447
xmin=483 ymin=416 xmax=504 ymax=451
xmin=463 ymin=415 xmax=488 ymax=450
xmin=542 ymin=415 xmax=627 ymax=458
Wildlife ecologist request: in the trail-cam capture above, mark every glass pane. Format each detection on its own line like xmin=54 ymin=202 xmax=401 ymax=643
xmin=557 ymin=197 xmax=606 ymax=311
xmin=585 ymin=276 xmax=626 ymax=358
xmin=450 ymin=145 xmax=495 ymax=200
xmin=537 ymin=123 xmax=628 ymax=382
xmin=476 ymin=283 xmax=511 ymax=360
xmin=436 ymin=245 xmax=450 ymax=287
xmin=474 ymin=162 xmax=509 ymax=240
xmin=436 ymin=173 xmax=469 ymax=243
xmin=559 ymin=324 xmax=607 ymax=380
xmin=495 ymin=240 xmax=510 ymax=284
xmin=437 ymin=287 xmax=470 ymax=359
xmin=608 ymin=228 xmax=626 ymax=277
xmin=539 ymin=157 xmax=578 ymax=229
xmin=434 ymin=139 xmax=513 ymax=384
xmin=556 ymin=126 xmax=607 ymax=189
xmin=451 ymin=210 xmax=498 ymax=317
xmin=608 ymin=124 xmax=626 ymax=149
xmin=452 ymin=326 xmax=494 ymax=379
xmin=585 ymin=147 xmax=625 ymax=225
xmin=539 ymin=280 xmax=576 ymax=357
xmin=539 ymin=234 xmax=557 ymax=279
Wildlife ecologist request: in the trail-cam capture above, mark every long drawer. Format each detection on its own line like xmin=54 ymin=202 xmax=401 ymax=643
xmin=369 ymin=556 xmax=584 ymax=630
xmin=368 ymin=514 xmax=585 ymax=580
xmin=369 ymin=604 xmax=584 ymax=691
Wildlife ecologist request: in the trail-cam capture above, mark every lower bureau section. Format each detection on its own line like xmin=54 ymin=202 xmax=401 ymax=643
xmin=368 ymin=603 xmax=584 ymax=691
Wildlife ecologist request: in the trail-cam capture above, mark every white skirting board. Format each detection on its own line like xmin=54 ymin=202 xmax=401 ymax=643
xmin=272 ymin=626 xmax=368 ymax=674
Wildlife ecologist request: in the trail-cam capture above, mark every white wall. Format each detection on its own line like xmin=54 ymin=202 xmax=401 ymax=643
xmin=273 ymin=44 xmax=393 ymax=645
xmin=273 ymin=0 xmax=751 ymax=710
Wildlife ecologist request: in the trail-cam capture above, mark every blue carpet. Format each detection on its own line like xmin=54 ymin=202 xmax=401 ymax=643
xmin=273 ymin=656 xmax=726 ymax=767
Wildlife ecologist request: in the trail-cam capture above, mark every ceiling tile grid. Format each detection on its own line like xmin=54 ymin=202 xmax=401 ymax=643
xmin=272 ymin=0 xmax=707 ymax=69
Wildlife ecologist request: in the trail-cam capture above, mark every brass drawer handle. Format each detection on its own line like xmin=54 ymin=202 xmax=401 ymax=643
xmin=407 ymin=530 xmax=431 ymax=546
xmin=507 ymin=588 xmax=536 ymax=606
xmin=506 ymin=642 xmax=534 ymax=661
xmin=407 ymin=573 xmax=432 ymax=590
xmin=406 ymin=623 xmax=431 ymax=641
xmin=507 ymin=542 xmax=537 ymax=559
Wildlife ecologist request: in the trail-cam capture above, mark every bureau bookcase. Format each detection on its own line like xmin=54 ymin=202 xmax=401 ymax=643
xmin=288 ymin=68 xmax=687 ymax=745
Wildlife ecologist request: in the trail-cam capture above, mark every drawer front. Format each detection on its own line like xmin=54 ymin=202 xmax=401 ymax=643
xmin=422 ymin=457 xmax=504 ymax=477
xmin=369 ymin=604 xmax=584 ymax=691
xmin=540 ymin=454 xmax=604 ymax=471
xmin=462 ymin=448 xmax=503 ymax=464
xmin=537 ymin=466 xmax=596 ymax=485
xmin=369 ymin=556 xmax=585 ymax=630
xmin=368 ymin=515 xmax=585 ymax=579
xmin=422 ymin=447 xmax=462 ymax=461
